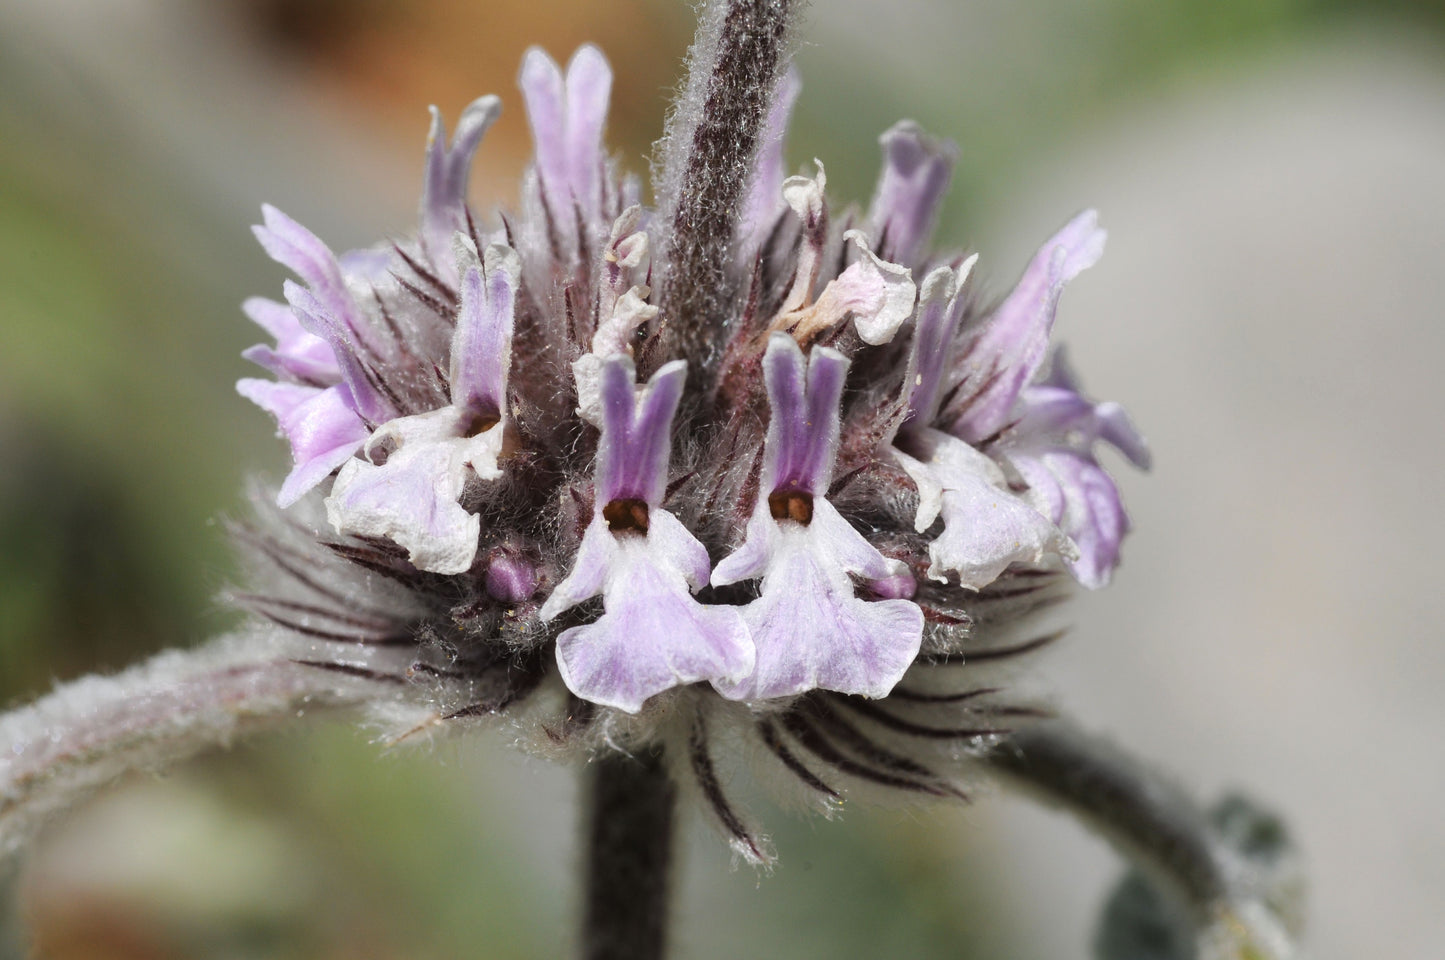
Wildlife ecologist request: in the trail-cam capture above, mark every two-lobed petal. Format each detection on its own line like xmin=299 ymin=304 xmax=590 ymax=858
xmin=519 ymin=45 xmax=612 ymax=238
xmin=553 ymin=511 xmax=753 ymax=714
xmin=711 ymin=335 xmax=923 ymax=701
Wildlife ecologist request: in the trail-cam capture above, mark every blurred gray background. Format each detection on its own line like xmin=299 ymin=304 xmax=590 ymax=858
xmin=1 ymin=0 xmax=1442 ymax=957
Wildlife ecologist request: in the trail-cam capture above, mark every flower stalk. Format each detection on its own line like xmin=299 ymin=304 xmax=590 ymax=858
xmin=0 ymin=634 xmax=399 ymax=862
xmin=985 ymin=718 xmax=1300 ymax=960
xmin=582 ymin=747 xmax=677 ymax=960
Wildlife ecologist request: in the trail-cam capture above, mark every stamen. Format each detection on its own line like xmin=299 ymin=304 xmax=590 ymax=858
xmin=602 ymin=497 xmax=650 ymax=534
xmin=766 ymin=489 xmax=813 ymax=525
xmin=461 ymin=409 xmax=501 ymax=438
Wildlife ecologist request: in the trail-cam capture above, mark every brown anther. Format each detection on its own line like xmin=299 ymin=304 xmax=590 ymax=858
xmin=461 ymin=409 xmax=501 ymax=438
xmin=768 ymin=490 xmax=813 ymax=526
xmin=603 ymin=498 xmax=650 ymax=534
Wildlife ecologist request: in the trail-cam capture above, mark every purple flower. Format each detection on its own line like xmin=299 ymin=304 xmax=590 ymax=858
xmin=888 ymin=211 xmax=1149 ymax=590
xmin=420 ymin=95 xmax=502 ymax=283
xmin=893 ymin=424 xmax=1077 ymax=589
xmin=866 ymin=121 xmax=956 ymax=269
xmin=997 ymin=349 xmax=1151 ymax=588
xmin=942 ymin=209 xmax=1107 ymax=444
xmin=711 ymin=334 xmax=923 ymax=700
xmin=741 ymin=68 xmax=801 ymax=249
xmin=239 ymin=296 xmax=340 ymax=386
xmin=540 ymin=357 xmax=752 ymax=714
xmin=251 ymin=204 xmax=386 ymax=374
xmin=892 ymin=257 xmax=1075 ymax=588
xmin=234 ymin=379 xmax=369 ymax=509
xmin=231 ymin=36 xmax=1147 ymax=848
xmin=325 ymin=241 xmax=519 ymax=575
xmin=519 ymin=45 xmax=612 ymax=253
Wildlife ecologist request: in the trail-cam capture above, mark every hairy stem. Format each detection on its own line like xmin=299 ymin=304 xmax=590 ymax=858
xmin=581 ymin=747 xmax=677 ymax=960
xmin=986 ymin=719 xmax=1299 ymax=960
xmin=0 ymin=633 xmax=397 ymax=861
xmin=653 ymin=0 xmax=800 ymax=365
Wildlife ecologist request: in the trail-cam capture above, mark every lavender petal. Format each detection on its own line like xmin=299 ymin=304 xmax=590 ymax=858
xmin=236 ymin=379 xmax=367 ymax=507
xmin=995 ymin=366 xmax=1150 ymax=588
xmin=555 ymin=538 xmax=753 ymax=714
xmin=897 ymin=428 xmax=1075 ymax=589
xmin=759 ymin=332 xmax=847 ymax=495
xmin=337 ymin=246 xmax=396 ymax=282
xmin=563 ymin=45 xmax=612 ymax=222
xmin=283 ymin=281 xmax=396 ymax=425
xmin=538 ymin=517 xmax=616 ymax=620
xmin=866 ymin=120 xmax=957 ymax=268
xmin=713 ymin=512 xmax=921 ymax=701
xmin=324 ymin=414 xmax=491 ymax=575
xmin=450 ymin=243 xmax=519 ymax=417
xmin=945 ymin=210 xmax=1105 ymax=443
xmin=546 ymin=511 xmax=752 ymax=713
xmin=520 ymin=46 xmax=612 ymax=234
xmin=253 ymin=205 xmax=372 ymax=356
xmin=597 ymin=358 xmax=687 ymax=505
xmin=420 ymin=96 xmax=502 ymax=273
xmin=741 ymin=67 xmax=802 ymax=247
xmin=902 ymin=257 xmax=975 ymax=429
xmin=1009 ymin=448 xmax=1126 ymax=589
xmin=240 ymin=296 xmax=340 ymax=384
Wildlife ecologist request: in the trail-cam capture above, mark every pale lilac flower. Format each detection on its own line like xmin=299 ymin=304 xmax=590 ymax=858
xmin=999 ymin=349 xmax=1151 ymax=588
xmin=519 ymin=45 xmax=612 ymax=253
xmin=942 ymin=209 xmax=1108 ymax=444
xmin=325 ymin=241 xmax=519 ymax=575
xmin=238 ymin=296 xmax=340 ymax=385
xmin=740 ymin=68 xmax=801 ymax=250
xmin=866 ymin=120 xmax=956 ymax=269
xmin=420 ymin=96 xmax=501 ymax=280
xmin=234 ymin=379 xmax=369 ymax=509
xmin=712 ymin=334 xmax=923 ymax=700
xmin=891 ymin=258 xmax=1076 ymax=588
xmin=541 ymin=358 xmax=752 ymax=713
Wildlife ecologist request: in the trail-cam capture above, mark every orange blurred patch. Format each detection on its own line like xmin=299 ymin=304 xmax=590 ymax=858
xmin=232 ymin=0 xmax=688 ymax=206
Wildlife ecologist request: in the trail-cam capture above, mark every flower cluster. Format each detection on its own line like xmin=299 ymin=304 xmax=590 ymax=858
xmin=236 ymin=45 xmax=1146 ymax=858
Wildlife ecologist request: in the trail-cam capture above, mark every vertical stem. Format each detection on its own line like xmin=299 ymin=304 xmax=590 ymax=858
xmin=653 ymin=0 xmax=799 ymax=365
xmin=581 ymin=748 xmax=677 ymax=960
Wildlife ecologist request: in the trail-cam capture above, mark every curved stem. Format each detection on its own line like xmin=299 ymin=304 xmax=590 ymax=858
xmin=0 ymin=633 xmax=397 ymax=861
xmin=986 ymin=719 xmax=1300 ymax=960
xmin=581 ymin=747 xmax=677 ymax=960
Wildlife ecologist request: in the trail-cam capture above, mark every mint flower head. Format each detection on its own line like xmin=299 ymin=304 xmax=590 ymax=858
xmin=0 ymin=4 xmax=1306 ymax=957
xmin=234 ymin=36 xmax=1148 ymax=858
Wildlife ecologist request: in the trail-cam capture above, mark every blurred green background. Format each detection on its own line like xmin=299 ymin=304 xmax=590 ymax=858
xmin=3 ymin=0 xmax=1444 ymax=957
